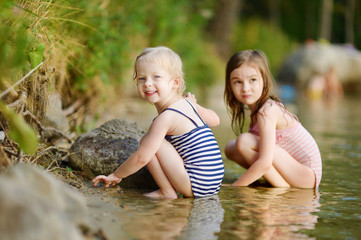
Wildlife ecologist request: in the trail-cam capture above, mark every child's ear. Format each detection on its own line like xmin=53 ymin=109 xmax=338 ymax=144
xmin=172 ymin=76 xmax=180 ymax=89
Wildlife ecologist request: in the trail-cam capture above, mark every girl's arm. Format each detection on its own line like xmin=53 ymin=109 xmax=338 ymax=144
xmin=233 ymin=107 xmax=277 ymax=186
xmin=185 ymin=92 xmax=220 ymax=127
xmin=92 ymin=114 xmax=171 ymax=186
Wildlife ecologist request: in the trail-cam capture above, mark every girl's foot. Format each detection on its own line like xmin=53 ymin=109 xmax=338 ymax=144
xmin=144 ymin=189 xmax=178 ymax=199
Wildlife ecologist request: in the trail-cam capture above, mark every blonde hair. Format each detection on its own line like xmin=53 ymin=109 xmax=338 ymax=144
xmin=133 ymin=46 xmax=186 ymax=95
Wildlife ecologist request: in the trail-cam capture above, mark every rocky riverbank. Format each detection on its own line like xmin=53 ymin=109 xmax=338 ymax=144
xmin=0 ymin=118 xmax=162 ymax=240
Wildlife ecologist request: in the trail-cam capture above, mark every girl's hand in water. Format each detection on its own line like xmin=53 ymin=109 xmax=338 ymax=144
xmin=92 ymin=173 xmax=122 ymax=187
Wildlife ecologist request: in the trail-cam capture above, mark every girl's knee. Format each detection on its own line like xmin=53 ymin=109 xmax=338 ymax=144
xmin=224 ymin=140 xmax=236 ymax=159
xmin=225 ymin=134 xmax=256 ymax=160
xmin=235 ymin=133 xmax=254 ymax=151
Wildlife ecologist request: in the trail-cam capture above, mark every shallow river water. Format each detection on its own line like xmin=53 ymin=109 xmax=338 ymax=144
xmin=90 ymin=93 xmax=361 ymax=240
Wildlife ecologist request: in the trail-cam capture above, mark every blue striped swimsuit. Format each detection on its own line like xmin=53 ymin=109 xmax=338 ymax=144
xmin=164 ymin=100 xmax=224 ymax=198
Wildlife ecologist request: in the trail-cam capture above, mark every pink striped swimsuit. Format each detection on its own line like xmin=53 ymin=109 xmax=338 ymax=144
xmin=249 ymin=122 xmax=322 ymax=188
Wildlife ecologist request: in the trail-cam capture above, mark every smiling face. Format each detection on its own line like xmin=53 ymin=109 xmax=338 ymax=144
xmin=135 ymin=60 xmax=179 ymax=106
xmin=230 ymin=63 xmax=264 ymax=111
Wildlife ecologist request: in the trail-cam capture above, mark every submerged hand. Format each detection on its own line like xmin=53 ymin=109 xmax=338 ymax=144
xmin=92 ymin=173 xmax=122 ymax=187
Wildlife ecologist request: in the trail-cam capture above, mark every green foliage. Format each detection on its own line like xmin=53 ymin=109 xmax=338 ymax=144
xmin=231 ymin=18 xmax=297 ymax=75
xmin=1 ymin=0 xmax=223 ymax=101
xmin=0 ymin=1 xmax=44 ymax=89
xmin=142 ymin=0 xmax=223 ymax=89
xmin=59 ymin=0 xmax=223 ymax=91
xmin=0 ymin=24 xmax=30 ymax=80
xmin=144 ymin=0 xmax=222 ymax=89
xmin=29 ymin=43 xmax=45 ymax=68
xmin=0 ymin=101 xmax=38 ymax=155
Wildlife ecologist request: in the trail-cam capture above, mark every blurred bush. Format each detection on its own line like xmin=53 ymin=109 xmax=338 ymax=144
xmin=231 ymin=18 xmax=297 ymax=76
xmin=1 ymin=0 xmax=223 ymax=102
xmin=0 ymin=0 xmax=224 ymax=136
xmin=53 ymin=0 xmax=222 ymax=92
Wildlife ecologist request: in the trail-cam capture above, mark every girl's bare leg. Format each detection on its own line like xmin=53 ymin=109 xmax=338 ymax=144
xmin=145 ymin=139 xmax=193 ymax=199
xmin=272 ymin=147 xmax=316 ymax=188
xmin=145 ymin=156 xmax=178 ymax=199
xmin=225 ymin=134 xmax=289 ymax=187
xmin=234 ymin=133 xmax=290 ymax=187
xmin=225 ymin=139 xmax=250 ymax=169
xmin=232 ymin=133 xmax=315 ymax=188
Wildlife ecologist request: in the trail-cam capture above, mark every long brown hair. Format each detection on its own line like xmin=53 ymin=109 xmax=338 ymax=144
xmin=224 ymin=50 xmax=280 ymax=135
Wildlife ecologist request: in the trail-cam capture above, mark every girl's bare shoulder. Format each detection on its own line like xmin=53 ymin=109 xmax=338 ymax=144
xmin=154 ymin=103 xmax=190 ymax=135
xmin=263 ymin=100 xmax=298 ymax=129
xmin=258 ymin=99 xmax=281 ymax=116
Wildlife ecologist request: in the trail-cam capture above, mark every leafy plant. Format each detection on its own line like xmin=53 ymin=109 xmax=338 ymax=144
xmin=0 ymin=101 xmax=38 ymax=155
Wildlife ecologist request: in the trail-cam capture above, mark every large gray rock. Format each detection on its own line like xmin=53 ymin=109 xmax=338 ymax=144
xmin=68 ymin=119 xmax=157 ymax=189
xmin=0 ymin=164 xmax=88 ymax=240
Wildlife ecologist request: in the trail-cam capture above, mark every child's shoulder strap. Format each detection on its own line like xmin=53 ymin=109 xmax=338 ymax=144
xmin=162 ymin=107 xmax=199 ymax=127
xmin=184 ymin=99 xmax=206 ymax=125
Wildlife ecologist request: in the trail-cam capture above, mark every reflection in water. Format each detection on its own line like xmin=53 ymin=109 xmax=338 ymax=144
xmin=297 ymin=96 xmax=361 ymax=240
xmin=118 ymin=193 xmax=224 ymax=240
xmin=178 ymin=195 xmax=224 ymax=240
xmin=121 ymin=197 xmax=192 ymax=240
xmin=218 ymin=187 xmax=320 ymax=240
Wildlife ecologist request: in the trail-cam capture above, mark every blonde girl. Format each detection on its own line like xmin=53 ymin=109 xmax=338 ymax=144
xmin=93 ymin=46 xmax=224 ymax=198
